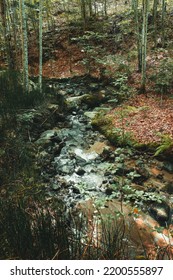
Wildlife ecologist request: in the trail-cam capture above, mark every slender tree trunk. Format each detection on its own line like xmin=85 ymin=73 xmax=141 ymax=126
xmin=93 ymin=0 xmax=97 ymax=15
xmin=153 ymin=0 xmax=158 ymax=46
xmin=7 ymin=0 xmax=19 ymax=68
xmin=81 ymin=0 xmax=86 ymax=30
xmin=161 ymin=0 xmax=165 ymax=47
xmin=133 ymin=0 xmax=142 ymax=71
xmin=39 ymin=0 xmax=43 ymax=94
xmin=88 ymin=0 xmax=93 ymax=17
xmin=20 ymin=0 xmax=29 ymax=93
xmin=141 ymin=0 xmax=149 ymax=92
xmin=0 ymin=0 xmax=14 ymax=69
xmin=104 ymin=0 xmax=107 ymax=16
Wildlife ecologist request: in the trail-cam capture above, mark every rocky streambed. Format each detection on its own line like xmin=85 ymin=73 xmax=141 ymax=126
xmin=19 ymin=76 xmax=173 ymax=258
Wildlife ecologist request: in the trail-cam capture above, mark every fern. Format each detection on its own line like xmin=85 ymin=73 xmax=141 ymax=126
xmin=154 ymin=134 xmax=173 ymax=156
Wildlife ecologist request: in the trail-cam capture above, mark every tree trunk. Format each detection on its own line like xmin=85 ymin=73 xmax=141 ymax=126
xmin=7 ymin=0 xmax=19 ymax=68
xmin=39 ymin=0 xmax=43 ymax=94
xmin=0 ymin=0 xmax=14 ymax=69
xmin=153 ymin=0 xmax=158 ymax=46
xmin=88 ymin=0 xmax=93 ymax=17
xmin=19 ymin=0 xmax=29 ymax=93
xmin=104 ymin=0 xmax=107 ymax=16
xmin=81 ymin=0 xmax=86 ymax=30
xmin=161 ymin=0 xmax=165 ymax=47
xmin=133 ymin=0 xmax=142 ymax=72
xmin=141 ymin=0 xmax=149 ymax=92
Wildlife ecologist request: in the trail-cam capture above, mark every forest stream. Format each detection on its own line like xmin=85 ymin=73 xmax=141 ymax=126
xmin=31 ymin=77 xmax=173 ymax=259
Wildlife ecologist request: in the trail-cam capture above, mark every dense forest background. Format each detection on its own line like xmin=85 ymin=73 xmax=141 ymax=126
xmin=0 ymin=0 xmax=172 ymax=88
xmin=0 ymin=0 xmax=173 ymax=260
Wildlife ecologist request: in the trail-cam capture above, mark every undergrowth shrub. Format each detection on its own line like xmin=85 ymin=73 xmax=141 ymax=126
xmin=0 ymin=136 xmax=36 ymax=182
xmin=154 ymin=134 xmax=173 ymax=156
xmin=98 ymin=213 xmax=129 ymax=259
xmin=0 ymin=70 xmax=45 ymax=183
xmin=150 ymin=57 xmax=173 ymax=106
xmin=0 ymin=197 xmax=70 ymax=260
xmin=0 ymin=70 xmax=44 ymax=117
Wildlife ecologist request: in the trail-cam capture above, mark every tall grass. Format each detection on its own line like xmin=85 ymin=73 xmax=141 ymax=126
xmin=0 ymin=196 xmax=135 ymax=260
xmin=0 ymin=197 xmax=70 ymax=260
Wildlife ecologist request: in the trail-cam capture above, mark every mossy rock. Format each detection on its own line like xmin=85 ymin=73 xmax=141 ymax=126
xmin=82 ymin=91 xmax=107 ymax=108
xmin=66 ymin=94 xmax=89 ymax=110
xmin=92 ymin=111 xmax=136 ymax=146
xmin=92 ymin=111 xmax=112 ymax=128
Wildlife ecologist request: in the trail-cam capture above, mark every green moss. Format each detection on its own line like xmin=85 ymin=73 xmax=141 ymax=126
xmin=92 ymin=111 xmax=112 ymax=127
xmin=92 ymin=111 xmax=135 ymax=146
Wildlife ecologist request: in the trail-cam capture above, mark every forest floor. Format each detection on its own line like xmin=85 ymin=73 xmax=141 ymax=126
xmin=108 ymin=93 xmax=173 ymax=144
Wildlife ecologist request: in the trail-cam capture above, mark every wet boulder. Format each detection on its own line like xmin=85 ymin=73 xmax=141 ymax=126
xmin=75 ymin=167 xmax=86 ymax=176
xmin=148 ymin=201 xmax=171 ymax=227
xmin=54 ymin=157 xmax=76 ymax=174
xmin=82 ymin=91 xmax=107 ymax=108
xmin=35 ymin=129 xmax=60 ymax=147
xmin=66 ymin=94 xmax=89 ymax=111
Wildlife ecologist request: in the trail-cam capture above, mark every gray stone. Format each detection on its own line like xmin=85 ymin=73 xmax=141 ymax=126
xmin=47 ymin=104 xmax=59 ymax=111
xmin=35 ymin=129 xmax=59 ymax=145
xmin=66 ymin=94 xmax=88 ymax=109
xmin=73 ymin=147 xmax=98 ymax=161
xmin=58 ymin=90 xmax=67 ymax=96
xmin=61 ymin=165 xmax=74 ymax=174
xmin=51 ymin=183 xmax=60 ymax=190
xmin=84 ymin=111 xmax=98 ymax=119
xmin=54 ymin=158 xmax=75 ymax=174
xmin=75 ymin=167 xmax=85 ymax=176
xmin=89 ymin=83 xmax=99 ymax=90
